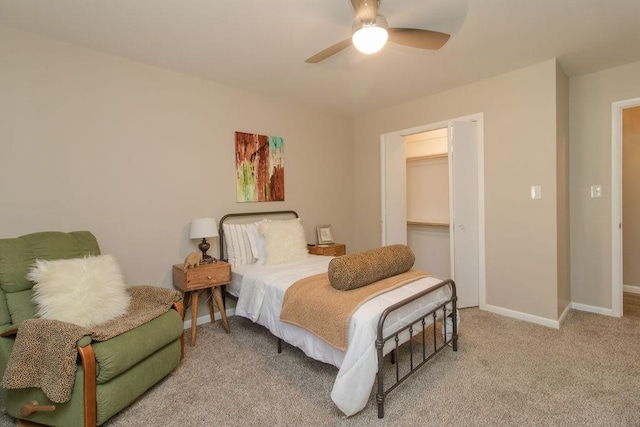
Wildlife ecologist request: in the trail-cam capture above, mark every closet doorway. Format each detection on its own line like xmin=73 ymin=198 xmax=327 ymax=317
xmin=406 ymin=129 xmax=451 ymax=279
xmin=381 ymin=114 xmax=484 ymax=309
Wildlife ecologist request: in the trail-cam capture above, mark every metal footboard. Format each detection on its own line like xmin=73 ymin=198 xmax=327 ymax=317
xmin=375 ymin=279 xmax=457 ymax=419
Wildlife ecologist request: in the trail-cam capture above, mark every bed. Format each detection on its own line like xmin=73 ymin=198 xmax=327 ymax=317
xmin=219 ymin=210 xmax=458 ymax=418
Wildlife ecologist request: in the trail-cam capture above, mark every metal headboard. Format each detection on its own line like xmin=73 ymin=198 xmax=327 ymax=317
xmin=218 ymin=210 xmax=299 ymax=262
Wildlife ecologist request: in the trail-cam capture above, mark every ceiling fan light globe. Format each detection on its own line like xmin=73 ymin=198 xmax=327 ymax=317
xmin=352 ymin=26 xmax=388 ymax=54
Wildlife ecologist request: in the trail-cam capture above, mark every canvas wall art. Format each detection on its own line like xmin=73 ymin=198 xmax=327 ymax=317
xmin=235 ymin=131 xmax=285 ymax=202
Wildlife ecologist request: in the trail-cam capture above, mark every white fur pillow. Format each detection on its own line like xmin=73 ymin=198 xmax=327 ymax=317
xmin=259 ymin=219 xmax=308 ymax=265
xmin=28 ymin=254 xmax=131 ymax=328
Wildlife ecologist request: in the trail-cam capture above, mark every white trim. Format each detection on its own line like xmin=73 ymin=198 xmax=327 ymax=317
xmin=612 ymin=97 xmax=640 ymax=318
xmin=476 ymin=115 xmax=486 ymax=311
xmin=447 ymin=125 xmax=455 ymax=290
xmin=380 ymin=137 xmax=387 ymax=245
xmin=623 ymin=284 xmax=640 ymax=294
xmin=558 ymin=303 xmax=571 ymax=327
xmin=182 ymin=308 xmax=235 ymax=330
xmin=484 ymin=304 xmax=560 ymax=329
xmin=571 ymin=302 xmax=614 ymax=317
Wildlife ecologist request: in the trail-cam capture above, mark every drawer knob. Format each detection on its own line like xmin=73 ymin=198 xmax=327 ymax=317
xmin=207 ymin=276 xmax=212 ymax=280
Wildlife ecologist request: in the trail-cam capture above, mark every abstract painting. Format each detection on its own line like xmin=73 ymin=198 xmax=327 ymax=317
xmin=235 ymin=131 xmax=285 ymax=202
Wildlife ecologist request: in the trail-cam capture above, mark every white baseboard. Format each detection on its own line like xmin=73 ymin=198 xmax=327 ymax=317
xmin=483 ymin=304 xmax=561 ymax=329
xmin=623 ymin=284 xmax=640 ymax=294
xmin=182 ymin=307 xmax=235 ymax=330
xmin=558 ymin=303 xmax=571 ymax=326
xmin=483 ymin=301 xmax=619 ymax=326
xmin=570 ymin=302 xmax=613 ymax=316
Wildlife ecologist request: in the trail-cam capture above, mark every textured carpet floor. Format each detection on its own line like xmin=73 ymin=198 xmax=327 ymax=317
xmin=2 ymin=308 xmax=639 ymax=426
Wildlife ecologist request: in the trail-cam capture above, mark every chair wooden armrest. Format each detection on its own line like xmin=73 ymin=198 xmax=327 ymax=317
xmin=0 ymin=328 xmax=18 ymax=337
xmin=78 ymin=344 xmax=97 ymax=427
xmin=172 ymin=300 xmax=185 ymax=360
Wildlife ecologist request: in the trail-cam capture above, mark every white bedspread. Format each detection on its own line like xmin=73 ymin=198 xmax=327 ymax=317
xmin=233 ymin=255 xmax=452 ymax=416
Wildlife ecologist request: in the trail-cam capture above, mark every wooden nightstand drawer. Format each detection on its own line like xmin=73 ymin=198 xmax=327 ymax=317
xmin=307 ymin=243 xmax=346 ymax=257
xmin=184 ymin=263 xmax=230 ymax=290
xmin=173 ymin=262 xmax=231 ymax=292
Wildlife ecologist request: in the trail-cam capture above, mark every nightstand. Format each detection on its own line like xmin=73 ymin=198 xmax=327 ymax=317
xmin=172 ymin=261 xmax=231 ymax=346
xmin=307 ymin=243 xmax=346 ymax=257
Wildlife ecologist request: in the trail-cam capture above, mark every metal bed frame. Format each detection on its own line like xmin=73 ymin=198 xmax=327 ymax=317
xmin=218 ymin=210 xmax=458 ymax=419
xmin=376 ymin=278 xmax=457 ymax=418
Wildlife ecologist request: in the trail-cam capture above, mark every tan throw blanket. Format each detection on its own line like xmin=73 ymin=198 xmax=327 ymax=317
xmin=2 ymin=285 xmax=180 ymax=403
xmin=280 ymin=270 xmax=429 ymax=351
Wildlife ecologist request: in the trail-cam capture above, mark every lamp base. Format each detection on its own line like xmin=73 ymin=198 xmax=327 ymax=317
xmin=198 ymin=238 xmax=217 ymax=263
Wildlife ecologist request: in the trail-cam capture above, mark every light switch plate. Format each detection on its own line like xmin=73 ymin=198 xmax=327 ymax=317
xmin=531 ymin=185 xmax=541 ymax=199
xmin=591 ymin=185 xmax=602 ymax=198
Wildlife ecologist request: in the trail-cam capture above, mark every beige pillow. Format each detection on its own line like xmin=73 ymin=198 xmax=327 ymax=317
xmin=28 ymin=254 xmax=131 ymax=328
xmin=328 ymin=245 xmax=415 ymax=291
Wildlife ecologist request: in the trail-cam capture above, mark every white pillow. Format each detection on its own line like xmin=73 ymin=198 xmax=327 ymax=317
xmin=222 ymin=222 xmax=257 ymax=267
xmin=28 ymin=254 xmax=131 ymax=328
xmin=259 ymin=218 xmax=309 ymax=265
xmin=245 ymin=220 xmax=268 ymax=265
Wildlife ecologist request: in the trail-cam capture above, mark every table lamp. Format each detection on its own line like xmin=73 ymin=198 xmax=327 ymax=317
xmin=189 ymin=217 xmax=218 ymax=263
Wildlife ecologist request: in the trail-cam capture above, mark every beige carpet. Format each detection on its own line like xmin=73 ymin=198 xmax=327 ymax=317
xmin=2 ymin=308 xmax=640 ymax=426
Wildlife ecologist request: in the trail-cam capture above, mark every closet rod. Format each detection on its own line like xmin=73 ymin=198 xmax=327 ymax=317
xmin=406 ymin=153 xmax=448 ymax=162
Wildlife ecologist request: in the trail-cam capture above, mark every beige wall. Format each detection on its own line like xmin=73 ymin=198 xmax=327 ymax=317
xmin=353 ymin=59 xmax=565 ymax=321
xmin=5 ymin=21 xmax=638 ymax=324
xmin=570 ymin=60 xmax=640 ymax=308
xmin=623 ymin=106 xmax=640 ymax=286
xmin=0 ymin=26 xmax=354 ymax=293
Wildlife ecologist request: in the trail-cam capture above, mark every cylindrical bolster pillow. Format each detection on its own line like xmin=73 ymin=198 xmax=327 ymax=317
xmin=328 ymin=244 xmax=415 ymax=291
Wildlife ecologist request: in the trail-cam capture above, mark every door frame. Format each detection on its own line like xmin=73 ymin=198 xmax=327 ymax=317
xmin=612 ymin=97 xmax=640 ymax=317
xmin=380 ymin=112 xmax=486 ymax=308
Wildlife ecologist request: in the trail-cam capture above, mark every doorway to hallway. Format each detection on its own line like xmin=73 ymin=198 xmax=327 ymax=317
xmin=612 ymin=98 xmax=640 ymax=317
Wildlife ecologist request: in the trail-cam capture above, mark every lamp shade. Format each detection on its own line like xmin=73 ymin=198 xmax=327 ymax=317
xmin=189 ymin=218 xmax=219 ymax=239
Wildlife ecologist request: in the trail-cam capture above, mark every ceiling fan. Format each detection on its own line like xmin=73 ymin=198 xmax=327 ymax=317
xmin=305 ymin=0 xmax=450 ymax=64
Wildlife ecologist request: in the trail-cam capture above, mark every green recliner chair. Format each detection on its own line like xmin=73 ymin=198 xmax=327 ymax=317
xmin=0 ymin=231 xmax=185 ymax=426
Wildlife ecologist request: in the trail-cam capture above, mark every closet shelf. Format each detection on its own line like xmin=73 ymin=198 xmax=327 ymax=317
xmin=407 ymin=220 xmax=450 ymax=227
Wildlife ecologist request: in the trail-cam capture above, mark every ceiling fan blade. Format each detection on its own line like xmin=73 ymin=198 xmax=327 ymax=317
xmin=388 ymin=28 xmax=450 ymax=50
xmin=350 ymin=0 xmax=378 ymax=23
xmin=305 ymin=38 xmax=353 ymax=63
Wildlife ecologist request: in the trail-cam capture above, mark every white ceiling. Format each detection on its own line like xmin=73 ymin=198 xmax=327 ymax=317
xmin=1 ymin=0 xmax=640 ymax=117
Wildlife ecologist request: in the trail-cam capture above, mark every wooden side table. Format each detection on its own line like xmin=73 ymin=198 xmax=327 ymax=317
xmin=307 ymin=243 xmax=346 ymax=257
xmin=172 ymin=261 xmax=231 ymax=346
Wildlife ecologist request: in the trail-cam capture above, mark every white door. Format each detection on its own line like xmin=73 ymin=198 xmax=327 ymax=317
xmin=449 ymin=121 xmax=479 ymax=308
xmin=381 ymin=132 xmax=407 ymax=245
